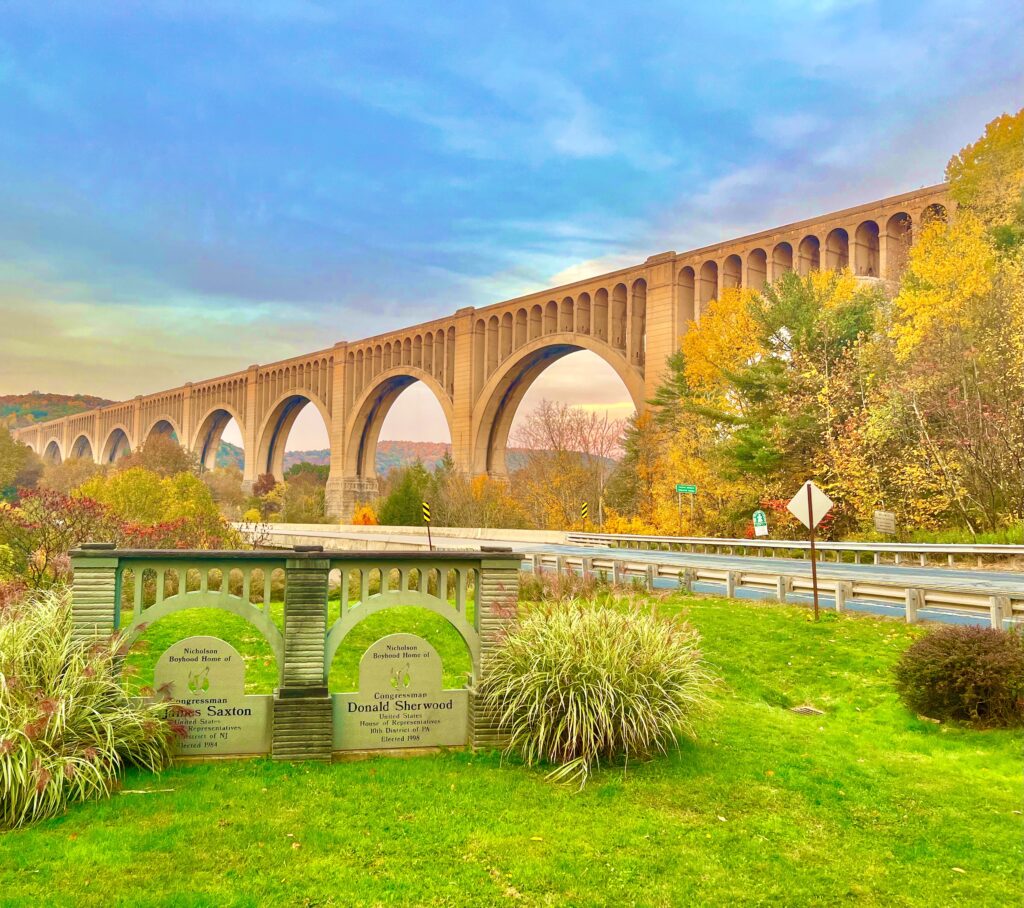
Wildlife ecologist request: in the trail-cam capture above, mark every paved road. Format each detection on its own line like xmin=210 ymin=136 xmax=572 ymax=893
xmin=256 ymin=526 xmax=1024 ymax=626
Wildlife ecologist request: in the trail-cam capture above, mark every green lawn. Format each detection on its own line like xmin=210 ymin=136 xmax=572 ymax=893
xmin=2 ymin=595 xmax=1021 ymax=907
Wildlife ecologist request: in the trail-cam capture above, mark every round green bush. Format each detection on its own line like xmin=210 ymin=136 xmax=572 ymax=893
xmin=0 ymin=589 xmax=177 ymax=828
xmin=894 ymin=625 xmax=1024 ymax=727
xmin=477 ymin=603 xmax=711 ymax=785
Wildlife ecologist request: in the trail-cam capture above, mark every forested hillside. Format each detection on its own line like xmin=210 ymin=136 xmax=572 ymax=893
xmin=0 ymin=392 xmax=114 ymax=427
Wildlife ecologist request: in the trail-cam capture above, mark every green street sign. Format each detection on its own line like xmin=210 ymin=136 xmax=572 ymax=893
xmin=676 ymin=484 xmax=697 ymax=494
xmin=753 ymin=509 xmax=768 ymax=527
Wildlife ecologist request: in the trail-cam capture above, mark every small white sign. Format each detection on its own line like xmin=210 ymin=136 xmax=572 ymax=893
xmin=873 ymin=509 xmax=897 ymax=535
xmin=787 ymin=481 xmax=833 ymax=530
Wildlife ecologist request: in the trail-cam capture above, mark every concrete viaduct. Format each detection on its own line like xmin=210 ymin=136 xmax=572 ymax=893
xmin=14 ymin=183 xmax=950 ymax=518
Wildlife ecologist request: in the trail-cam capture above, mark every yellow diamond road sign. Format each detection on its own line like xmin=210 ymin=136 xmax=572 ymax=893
xmin=787 ymin=481 xmax=833 ymax=530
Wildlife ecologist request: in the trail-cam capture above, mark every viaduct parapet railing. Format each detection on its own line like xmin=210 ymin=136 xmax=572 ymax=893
xmin=70 ymin=545 xmax=521 ymax=761
xmin=17 ymin=183 xmax=949 ymax=518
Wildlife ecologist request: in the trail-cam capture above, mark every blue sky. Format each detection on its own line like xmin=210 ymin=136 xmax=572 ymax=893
xmin=1 ymin=1 xmax=1021 ymax=446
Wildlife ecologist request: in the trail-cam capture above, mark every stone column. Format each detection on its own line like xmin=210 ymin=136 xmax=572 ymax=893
xmin=449 ymin=306 xmax=477 ymax=474
xmin=642 ymin=252 xmax=678 ymax=403
xmin=241 ymin=364 xmax=260 ymax=493
xmin=324 ymin=341 xmax=351 ymax=519
xmin=69 ymin=544 xmax=120 ymax=644
xmin=181 ymin=383 xmax=193 ymax=452
xmin=469 ymin=554 xmax=520 ymax=749
xmin=272 ymin=554 xmax=333 ymax=762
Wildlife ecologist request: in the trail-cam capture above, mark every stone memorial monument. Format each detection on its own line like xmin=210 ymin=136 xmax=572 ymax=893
xmin=332 ymin=633 xmax=468 ymax=751
xmin=154 ymin=636 xmax=272 ymax=757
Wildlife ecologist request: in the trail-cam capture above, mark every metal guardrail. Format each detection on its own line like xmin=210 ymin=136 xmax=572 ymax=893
xmin=531 ymin=551 xmax=1024 ymax=629
xmin=565 ymin=532 xmax=1024 ymax=568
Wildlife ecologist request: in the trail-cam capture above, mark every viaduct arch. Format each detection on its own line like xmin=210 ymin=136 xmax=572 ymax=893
xmin=13 ymin=184 xmax=950 ymax=518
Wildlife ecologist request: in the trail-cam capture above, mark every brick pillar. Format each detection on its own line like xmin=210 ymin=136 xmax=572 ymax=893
xmin=69 ymin=544 xmax=120 ymax=644
xmin=272 ymin=555 xmax=332 ymax=762
xmin=469 ymin=556 xmax=520 ymax=750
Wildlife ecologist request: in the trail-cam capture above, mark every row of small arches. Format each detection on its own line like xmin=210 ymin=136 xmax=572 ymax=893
xmin=678 ymin=206 xmax=945 ymax=317
xmin=472 ymin=279 xmax=648 ymax=390
xmin=347 ymin=327 xmax=457 ymax=408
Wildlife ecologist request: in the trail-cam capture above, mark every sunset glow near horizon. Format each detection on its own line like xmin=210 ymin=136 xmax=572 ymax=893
xmin=1 ymin=2 xmax=1021 ymax=450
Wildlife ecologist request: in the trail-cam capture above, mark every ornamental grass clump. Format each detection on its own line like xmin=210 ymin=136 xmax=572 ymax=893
xmin=478 ymin=603 xmax=711 ymax=786
xmin=0 ymin=589 xmax=177 ymax=829
xmin=894 ymin=625 xmax=1024 ymax=728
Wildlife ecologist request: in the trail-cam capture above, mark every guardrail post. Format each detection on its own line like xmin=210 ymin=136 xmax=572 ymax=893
xmin=69 ymin=543 xmax=120 ymax=643
xmin=873 ymin=553 xmax=881 ymax=565
xmin=904 ymin=589 xmax=922 ymax=624
xmin=775 ymin=575 xmax=792 ymax=603
xmin=834 ymin=581 xmax=852 ymax=614
xmin=725 ymin=571 xmax=737 ymax=598
xmin=989 ymin=596 xmax=1010 ymax=629
xmin=556 ymin=555 xmax=567 ymax=577
xmin=531 ymin=553 xmax=543 ymax=575
xmin=581 ymin=557 xmax=594 ymax=581
xmin=679 ymin=567 xmax=695 ymax=593
xmin=273 ymin=553 xmax=331 ymax=763
xmin=612 ymin=560 xmax=624 ymax=586
xmin=645 ymin=564 xmax=656 ymax=591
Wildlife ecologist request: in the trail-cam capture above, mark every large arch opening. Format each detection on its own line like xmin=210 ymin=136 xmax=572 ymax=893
xmin=101 ymin=428 xmax=131 ymax=464
xmin=477 ymin=347 xmax=639 ymax=528
xmin=472 ymin=341 xmax=641 ymax=478
xmin=256 ymin=395 xmax=331 ymax=484
xmin=43 ymin=440 xmax=63 ymax=465
xmin=145 ymin=418 xmax=179 ymax=445
xmin=346 ymin=372 xmax=453 ymax=480
xmin=195 ymin=408 xmax=245 ymax=472
xmin=70 ymin=435 xmax=94 ymax=461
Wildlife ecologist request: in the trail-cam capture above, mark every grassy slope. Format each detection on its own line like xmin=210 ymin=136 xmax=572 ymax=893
xmin=1 ymin=595 xmax=1021 ymax=907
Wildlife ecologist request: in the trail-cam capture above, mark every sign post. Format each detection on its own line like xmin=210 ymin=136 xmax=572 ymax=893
xmin=421 ymin=500 xmax=432 ymax=551
xmin=675 ymin=484 xmax=696 ymax=535
xmin=786 ymin=481 xmax=833 ymax=621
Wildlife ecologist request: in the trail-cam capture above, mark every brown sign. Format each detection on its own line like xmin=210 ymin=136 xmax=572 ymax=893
xmin=873 ymin=509 xmax=897 ymax=535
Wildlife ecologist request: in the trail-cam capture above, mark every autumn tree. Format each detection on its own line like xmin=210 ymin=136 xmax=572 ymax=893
xmin=0 ymin=428 xmax=42 ymax=501
xmin=510 ymin=401 xmax=625 ymax=529
xmin=117 ymin=432 xmax=199 ymax=477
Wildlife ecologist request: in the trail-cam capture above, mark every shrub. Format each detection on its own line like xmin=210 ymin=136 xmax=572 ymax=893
xmin=477 ymin=603 xmax=711 ymax=786
xmin=894 ymin=625 xmax=1024 ymax=727
xmin=0 ymin=589 xmax=177 ymax=828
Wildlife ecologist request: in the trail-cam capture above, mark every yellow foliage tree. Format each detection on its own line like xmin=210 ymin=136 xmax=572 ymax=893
xmin=946 ymin=107 xmax=1024 ymax=231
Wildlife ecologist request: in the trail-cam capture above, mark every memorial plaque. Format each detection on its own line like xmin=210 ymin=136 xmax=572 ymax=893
xmin=154 ymin=636 xmax=272 ymax=757
xmin=332 ymin=633 xmax=468 ymax=751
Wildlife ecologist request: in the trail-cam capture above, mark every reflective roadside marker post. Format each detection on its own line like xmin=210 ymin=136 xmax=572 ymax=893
xmin=422 ymin=501 xmax=432 ymax=551
xmin=786 ymin=481 xmax=834 ymax=622
xmin=752 ymin=509 xmax=769 ymax=537
xmin=581 ymin=501 xmax=589 ymax=525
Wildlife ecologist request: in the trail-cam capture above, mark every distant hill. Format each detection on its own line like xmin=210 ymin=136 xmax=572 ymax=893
xmin=214 ymin=439 xmax=612 ymax=475
xmin=0 ymin=392 xmax=115 ymax=428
